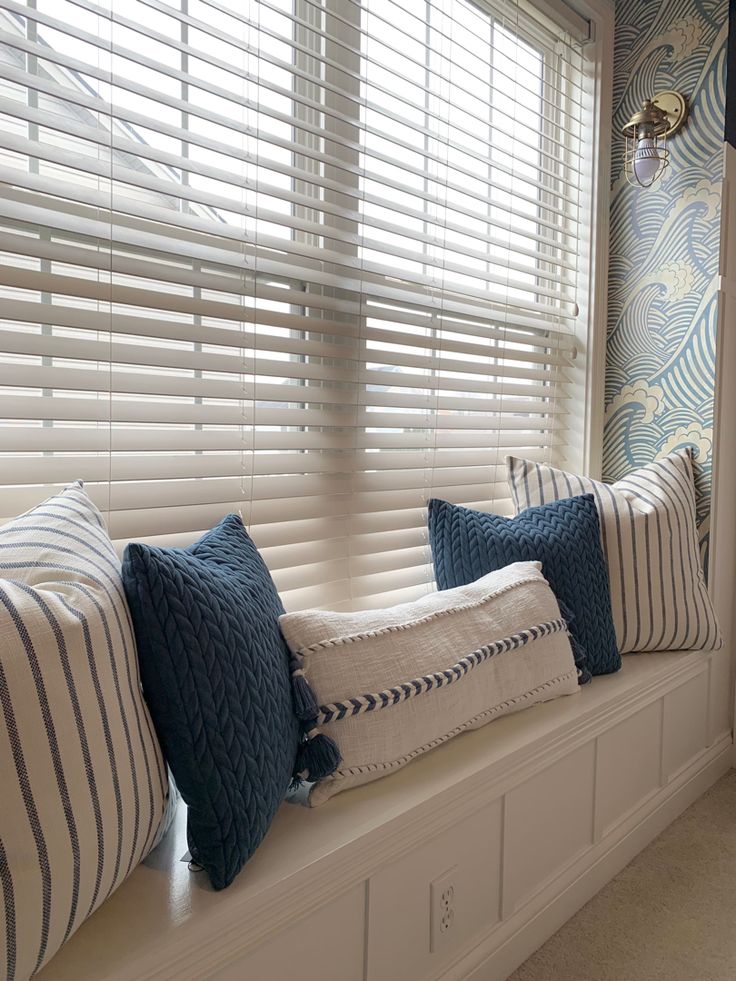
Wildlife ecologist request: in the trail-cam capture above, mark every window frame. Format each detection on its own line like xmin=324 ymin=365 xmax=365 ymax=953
xmin=302 ymin=0 xmax=613 ymax=479
xmin=0 ymin=0 xmax=615 ymax=609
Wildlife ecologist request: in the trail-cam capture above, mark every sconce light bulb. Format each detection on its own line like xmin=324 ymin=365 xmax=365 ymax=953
xmin=632 ymin=137 xmax=662 ymax=185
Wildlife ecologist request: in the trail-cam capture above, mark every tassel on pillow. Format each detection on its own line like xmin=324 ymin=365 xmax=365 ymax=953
xmin=289 ymin=656 xmax=319 ymax=721
xmin=295 ymin=726 xmax=342 ymax=782
xmin=289 ymin=654 xmax=342 ymax=782
xmin=557 ymin=599 xmax=592 ymax=685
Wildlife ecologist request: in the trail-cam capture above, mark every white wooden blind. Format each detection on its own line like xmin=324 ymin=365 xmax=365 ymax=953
xmin=0 ymin=0 xmax=587 ymax=610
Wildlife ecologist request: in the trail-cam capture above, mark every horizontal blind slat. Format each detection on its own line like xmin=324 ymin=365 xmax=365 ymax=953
xmin=0 ymin=219 xmax=577 ymax=325
xmin=0 ymin=125 xmax=577 ymax=281
xmin=0 ymin=324 xmax=572 ymax=373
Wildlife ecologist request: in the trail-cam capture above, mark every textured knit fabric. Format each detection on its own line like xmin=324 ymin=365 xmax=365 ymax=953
xmin=122 ymin=515 xmax=299 ymax=890
xmin=507 ymin=449 xmax=722 ymax=655
xmin=429 ymin=495 xmax=619 ymax=677
xmin=279 ymin=562 xmax=579 ymax=806
xmin=0 ymin=483 xmax=171 ymax=981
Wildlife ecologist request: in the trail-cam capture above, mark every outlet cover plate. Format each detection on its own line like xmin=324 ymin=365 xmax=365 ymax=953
xmin=430 ymin=866 xmax=457 ymax=954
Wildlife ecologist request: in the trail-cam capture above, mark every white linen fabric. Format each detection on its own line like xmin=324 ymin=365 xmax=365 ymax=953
xmin=279 ymin=562 xmax=579 ymax=806
xmin=0 ymin=483 xmax=171 ymax=981
xmin=506 ymin=449 xmax=722 ymax=655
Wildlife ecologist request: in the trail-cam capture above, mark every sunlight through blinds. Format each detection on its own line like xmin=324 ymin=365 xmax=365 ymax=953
xmin=0 ymin=0 xmax=588 ymax=610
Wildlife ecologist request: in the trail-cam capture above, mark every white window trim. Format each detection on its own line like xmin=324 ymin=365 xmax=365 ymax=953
xmin=566 ymin=0 xmax=614 ymax=479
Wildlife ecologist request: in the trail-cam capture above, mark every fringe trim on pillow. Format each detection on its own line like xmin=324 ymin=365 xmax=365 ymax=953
xmin=289 ymin=655 xmax=342 ymax=783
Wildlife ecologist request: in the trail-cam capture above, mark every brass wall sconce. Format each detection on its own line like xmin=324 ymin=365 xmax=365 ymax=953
xmin=621 ymin=91 xmax=688 ymax=188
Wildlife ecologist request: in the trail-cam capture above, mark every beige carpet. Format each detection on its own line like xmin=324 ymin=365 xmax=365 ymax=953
xmin=508 ymin=770 xmax=736 ymax=981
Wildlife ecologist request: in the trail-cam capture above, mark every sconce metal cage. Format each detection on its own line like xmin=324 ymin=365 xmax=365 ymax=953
xmin=621 ymin=91 xmax=688 ymax=188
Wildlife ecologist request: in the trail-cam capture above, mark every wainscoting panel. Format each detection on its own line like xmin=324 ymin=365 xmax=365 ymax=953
xmin=502 ymin=742 xmax=596 ymax=917
xmin=595 ymin=700 xmax=662 ymax=839
xmin=663 ymin=670 xmax=709 ymax=781
xmin=206 ymin=884 xmax=366 ymax=981
xmin=707 ymin=647 xmax=733 ymax=747
xmin=366 ymin=800 xmax=502 ymax=981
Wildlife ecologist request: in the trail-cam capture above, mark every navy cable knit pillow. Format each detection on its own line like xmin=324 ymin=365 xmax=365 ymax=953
xmin=428 ymin=495 xmax=620 ymax=678
xmin=122 ymin=514 xmax=299 ymax=890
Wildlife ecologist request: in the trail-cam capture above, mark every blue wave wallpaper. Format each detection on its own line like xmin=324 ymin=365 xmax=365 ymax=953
xmin=603 ymin=0 xmax=730 ymax=565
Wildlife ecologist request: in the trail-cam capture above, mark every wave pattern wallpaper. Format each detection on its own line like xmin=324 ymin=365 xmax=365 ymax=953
xmin=603 ymin=0 xmax=729 ymax=564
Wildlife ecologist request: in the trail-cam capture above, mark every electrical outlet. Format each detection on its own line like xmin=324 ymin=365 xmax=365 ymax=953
xmin=430 ymin=866 xmax=457 ymax=953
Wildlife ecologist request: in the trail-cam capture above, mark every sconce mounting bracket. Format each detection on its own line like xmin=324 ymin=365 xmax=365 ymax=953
xmin=652 ymin=91 xmax=688 ymax=136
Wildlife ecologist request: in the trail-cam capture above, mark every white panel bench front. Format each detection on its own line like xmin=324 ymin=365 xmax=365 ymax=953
xmin=38 ymin=648 xmax=731 ymax=981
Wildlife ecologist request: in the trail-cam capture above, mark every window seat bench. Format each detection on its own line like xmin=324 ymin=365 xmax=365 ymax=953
xmin=38 ymin=648 xmax=732 ymax=981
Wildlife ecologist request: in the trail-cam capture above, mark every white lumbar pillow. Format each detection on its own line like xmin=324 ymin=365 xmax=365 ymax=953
xmin=0 ymin=483 xmax=172 ymax=980
xmin=279 ymin=561 xmax=579 ymax=806
xmin=506 ymin=448 xmax=722 ymax=655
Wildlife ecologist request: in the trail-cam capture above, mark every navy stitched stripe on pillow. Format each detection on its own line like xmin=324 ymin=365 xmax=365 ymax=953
xmin=0 ymin=586 xmax=81 ymax=966
xmin=16 ymin=584 xmax=111 ymax=919
xmin=0 ymin=483 xmax=171 ymax=981
xmin=0 ymin=836 xmax=15 ymax=981
xmin=0 ymin=523 xmax=166 ymax=801
xmin=0 ymin=555 xmax=162 ymax=863
xmin=428 ymin=495 xmax=620 ymax=678
xmin=0 ymin=651 xmax=51 ymax=979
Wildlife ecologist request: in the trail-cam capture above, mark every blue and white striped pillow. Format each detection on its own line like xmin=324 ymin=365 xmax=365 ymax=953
xmin=507 ymin=449 xmax=722 ymax=654
xmin=0 ymin=483 xmax=172 ymax=981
